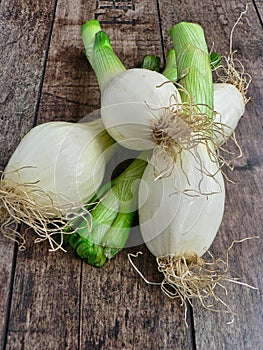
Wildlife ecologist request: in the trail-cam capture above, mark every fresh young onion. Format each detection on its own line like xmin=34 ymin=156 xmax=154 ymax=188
xmin=102 ymin=68 xmax=184 ymax=150
xmin=139 ymin=144 xmax=225 ymax=258
xmin=0 ymin=119 xmax=114 ymax=249
xmin=82 ymin=21 xmax=182 ymax=151
xmin=137 ymin=144 xmax=227 ymax=309
xmin=135 ymin=22 xmax=229 ymax=310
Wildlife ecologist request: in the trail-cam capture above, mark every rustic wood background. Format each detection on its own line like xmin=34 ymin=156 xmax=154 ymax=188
xmin=0 ymin=1 xmax=262 ymax=349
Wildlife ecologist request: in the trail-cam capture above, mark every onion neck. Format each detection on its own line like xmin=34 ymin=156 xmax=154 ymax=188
xmin=162 ymin=49 xmax=178 ymax=82
xmin=81 ymin=21 xmax=126 ymax=91
xmin=141 ymin=54 xmax=160 ymax=72
xmin=170 ymin=22 xmax=214 ymax=122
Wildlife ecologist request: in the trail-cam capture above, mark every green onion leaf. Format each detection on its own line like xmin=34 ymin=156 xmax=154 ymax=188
xmin=141 ymin=55 xmax=160 ymax=72
xmin=162 ymin=49 xmax=178 ymax=82
xmin=81 ymin=20 xmax=126 ymax=90
xmin=169 ymin=22 xmax=214 ymax=120
xmin=210 ymin=51 xmax=222 ymax=71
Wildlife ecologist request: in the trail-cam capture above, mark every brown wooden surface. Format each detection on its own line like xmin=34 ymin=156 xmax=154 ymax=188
xmin=0 ymin=1 xmax=262 ymax=349
xmin=0 ymin=1 xmax=56 ymax=349
xmin=255 ymin=1 xmax=263 ymax=23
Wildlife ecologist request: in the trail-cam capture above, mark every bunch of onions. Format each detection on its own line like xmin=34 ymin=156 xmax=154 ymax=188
xmin=0 ymin=12 xmax=251 ymax=318
xmin=0 ymin=118 xmax=114 ymax=250
xmin=80 ymin=19 xmax=251 ymax=314
xmin=81 ymin=20 xmax=245 ymax=165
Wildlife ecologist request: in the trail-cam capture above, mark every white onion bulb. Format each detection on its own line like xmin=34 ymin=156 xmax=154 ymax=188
xmin=3 ymin=119 xmax=113 ymax=214
xmin=139 ymin=144 xmax=225 ymax=258
xmin=101 ymin=68 xmax=182 ymax=150
xmin=213 ymin=83 xmax=245 ymax=145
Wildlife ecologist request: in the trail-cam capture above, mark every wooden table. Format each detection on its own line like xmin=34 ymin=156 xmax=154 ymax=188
xmin=0 ymin=1 xmax=262 ymax=349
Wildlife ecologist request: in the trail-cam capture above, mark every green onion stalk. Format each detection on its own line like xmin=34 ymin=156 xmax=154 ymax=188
xmin=141 ymin=54 xmax=160 ymax=72
xmin=81 ymin=20 xmax=126 ymax=91
xmin=168 ymin=22 xmax=226 ymax=159
xmin=65 ymin=155 xmax=148 ymax=267
xmin=140 ymin=47 xmax=221 ymax=88
xmin=169 ymin=22 xmax=214 ymax=120
xmin=140 ymin=50 xmax=178 ymax=82
xmin=162 ymin=49 xmax=178 ymax=82
xmin=160 ymin=49 xmax=220 ymax=83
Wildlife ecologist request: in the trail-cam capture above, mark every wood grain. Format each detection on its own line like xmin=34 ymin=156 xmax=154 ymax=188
xmin=0 ymin=0 xmax=55 ymax=165
xmin=0 ymin=155 xmax=14 ymax=349
xmin=0 ymin=232 xmax=15 ymax=350
xmin=158 ymin=1 xmax=263 ymax=349
xmin=1 ymin=0 xmax=262 ymax=349
xmin=81 ymin=245 xmax=192 ymax=350
xmin=0 ymin=1 xmax=55 ymax=348
xmin=255 ymin=1 xmax=263 ymax=23
xmin=6 ymin=242 xmax=81 ymax=350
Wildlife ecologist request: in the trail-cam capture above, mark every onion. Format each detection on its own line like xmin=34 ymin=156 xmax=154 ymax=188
xmin=0 ymin=119 xmax=114 ymax=249
xmin=138 ymin=144 xmax=226 ymax=308
xmin=81 ymin=21 xmax=183 ymax=152
xmin=139 ymin=145 xmax=225 ymax=257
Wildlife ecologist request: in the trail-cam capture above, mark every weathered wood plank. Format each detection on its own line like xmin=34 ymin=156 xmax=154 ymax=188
xmin=0 ymin=0 xmax=82 ymax=348
xmin=6 ymin=242 xmax=81 ymax=350
xmin=158 ymin=1 xmax=263 ymax=349
xmin=0 ymin=228 xmax=15 ymax=350
xmin=0 ymin=0 xmax=55 ymax=165
xmin=80 ymin=245 xmax=192 ymax=350
xmin=0 ymin=167 xmax=15 ymax=350
xmin=0 ymin=1 xmax=56 ymax=348
xmin=255 ymin=1 xmax=263 ymax=23
xmin=193 ymin=182 xmax=263 ymax=350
